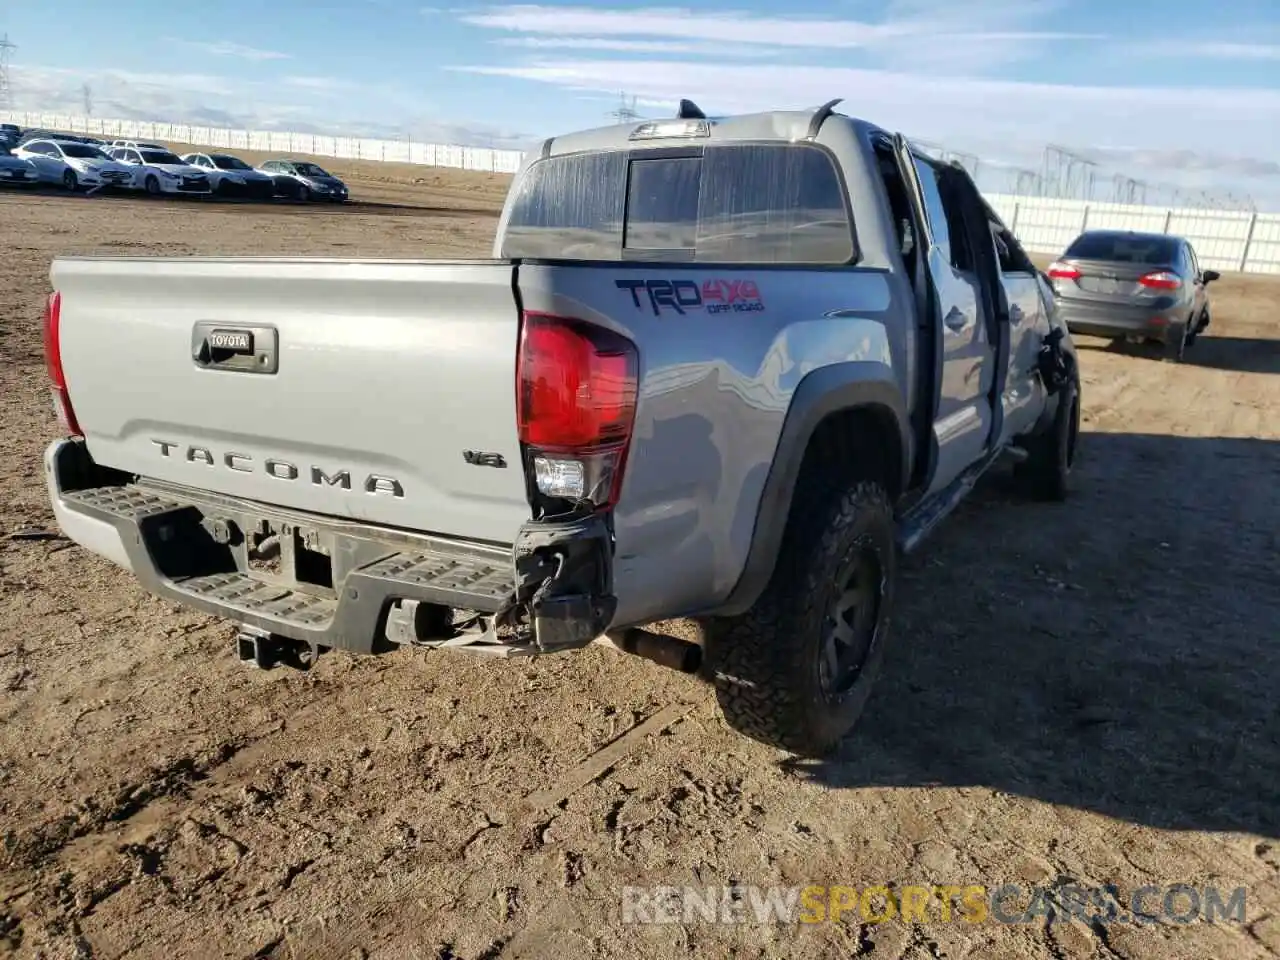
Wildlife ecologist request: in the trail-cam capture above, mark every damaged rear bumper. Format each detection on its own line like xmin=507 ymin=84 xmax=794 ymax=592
xmin=45 ymin=438 xmax=617 ymax=657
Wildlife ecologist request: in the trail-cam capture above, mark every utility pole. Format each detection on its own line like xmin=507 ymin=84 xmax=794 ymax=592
xmin=0 ymin=34 xmax=16 ymax=111
xmin=1043 ymin=144 xmax=1098 ymax=201
xmin=608 ymin=92 xmax=640 ymax=124
xmin=82 ymin=82 xmax=93 ymax=116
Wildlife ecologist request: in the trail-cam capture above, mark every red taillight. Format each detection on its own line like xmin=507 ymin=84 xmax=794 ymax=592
xmin=1047 ymin=261 xmax=1081 ymax=280
xmin=42 ymin=291 xmax=82 ymax=437
xmin=517 ymin=312 xmax=638 ymax=508
xmin=1139 ymin=270 xmax=1182 ymax=291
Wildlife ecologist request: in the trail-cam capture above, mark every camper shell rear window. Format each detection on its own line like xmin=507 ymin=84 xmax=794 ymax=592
xmin=500 ymin=142 xmax=857 ymax=265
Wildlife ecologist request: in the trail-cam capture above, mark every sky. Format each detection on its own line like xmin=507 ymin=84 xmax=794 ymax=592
xmin=5 ymin=0 xmax=1280 ymax=205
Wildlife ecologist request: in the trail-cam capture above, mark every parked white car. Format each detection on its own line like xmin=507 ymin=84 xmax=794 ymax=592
xmin=12 ymin=139 xmax=136 ymax=191
xmin=107 ymin=143 xmax=212 ymax=196
xmin=180 ymin=152 xmax=277 ymax=199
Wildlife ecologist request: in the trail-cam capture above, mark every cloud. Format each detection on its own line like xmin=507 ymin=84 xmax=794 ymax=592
xmin=1126 ymin=37 xmax=1280 ymax=61
xmin=174 ymin=39 xmax=293 ymax=62
xmin=459 ymin=3 xmax=1099 ymax=48
xmin=491 ymin=36 xmax=770 ymax=55
xmin=459 ymin=3 xmax=1102 ymax=77
xmin=283 ymin=75 xmax=354 ymax=91
xmin=1180 ymin=42 xmax=1280 ymax=60
xmin=1080 ymin=147 xmax=1280 ymax=180
xmin=450 ymin=57 xmax=1280 ymax=197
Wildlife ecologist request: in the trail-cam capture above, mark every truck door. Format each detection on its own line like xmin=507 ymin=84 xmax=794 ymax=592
xmin=892 ymin=137 xmax=996 ymax=494
xmin=986 ymin=214 xmax=1052 ymax=444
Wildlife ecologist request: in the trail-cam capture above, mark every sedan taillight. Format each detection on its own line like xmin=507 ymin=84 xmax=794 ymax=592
xmin=1138 ymin=271 xmax=1182 ymax=291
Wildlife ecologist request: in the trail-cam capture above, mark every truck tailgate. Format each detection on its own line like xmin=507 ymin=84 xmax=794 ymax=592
xmin=51 ymin=257 xmax=531 ymax=544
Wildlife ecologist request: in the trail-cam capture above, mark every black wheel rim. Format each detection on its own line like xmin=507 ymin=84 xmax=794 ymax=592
xmin=819 ymin=542 xmax=883 ymax=699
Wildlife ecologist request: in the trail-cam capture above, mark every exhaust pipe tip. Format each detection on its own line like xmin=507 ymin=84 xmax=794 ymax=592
xmin=604 ymin=628 xmax=703 ymax=674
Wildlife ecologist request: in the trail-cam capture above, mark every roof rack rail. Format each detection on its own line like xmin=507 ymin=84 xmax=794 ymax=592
xmin=677 ymin=98 xmax=707 ymax=120
xmin=804 ymin=98 xmax=844 ymax=140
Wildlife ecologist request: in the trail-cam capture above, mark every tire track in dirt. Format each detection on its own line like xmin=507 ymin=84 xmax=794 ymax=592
xmin=1076 ymin=354 xmax=1157 ymax=432
xmin=1 ymin=679 xmax=366 ymax=895
xmin=275 ymin=698 xmax=702 ymax=960
xmin=29 ymin=680 xmax=701 ymax=960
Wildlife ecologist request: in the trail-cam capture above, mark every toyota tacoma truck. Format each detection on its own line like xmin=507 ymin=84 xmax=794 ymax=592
xmin=42 ymin=99 xmax=1080 ymax=757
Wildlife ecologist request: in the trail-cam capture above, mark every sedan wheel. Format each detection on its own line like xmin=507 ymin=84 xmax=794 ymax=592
xmin=1163 ymin=321 xmax=1188 ymax=363
xmin=62 ymin=169 xmax=78 ymax=192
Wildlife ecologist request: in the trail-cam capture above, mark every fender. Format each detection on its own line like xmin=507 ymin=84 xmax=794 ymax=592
xmin=711 ymin=361 xmax=911 ymax=618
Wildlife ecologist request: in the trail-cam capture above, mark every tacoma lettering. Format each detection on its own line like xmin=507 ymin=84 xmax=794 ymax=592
xmin=151 ymin=440 xmax=403 ymax=498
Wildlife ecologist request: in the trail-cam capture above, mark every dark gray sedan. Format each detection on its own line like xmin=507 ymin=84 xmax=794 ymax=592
xmin=255 ymin=159 xmax=350 ymax=202
xmin=1047 ymin=230 xmax=1218 ymax=362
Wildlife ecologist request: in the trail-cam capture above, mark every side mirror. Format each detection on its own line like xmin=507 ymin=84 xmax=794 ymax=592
xmin=1202 ymin=269 xmax=1221 ymax=283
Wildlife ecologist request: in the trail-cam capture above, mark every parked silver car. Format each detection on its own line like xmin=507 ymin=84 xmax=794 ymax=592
xmin=1047 ymin=229 xmax=1219 ymax=363
xmin=12 ymin=139 xmax=136 ymax=191
xmin=181 ymin=152 xmax=277 ymax=199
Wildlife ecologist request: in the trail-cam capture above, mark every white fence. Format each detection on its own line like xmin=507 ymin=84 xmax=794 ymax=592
xmin=985 ymin=194 xmax=1280 ymax=276
xmin=1 ymin=110 xmax=527 ymax=174
xmin=5 ymin=109 xmax=1279 ymax=275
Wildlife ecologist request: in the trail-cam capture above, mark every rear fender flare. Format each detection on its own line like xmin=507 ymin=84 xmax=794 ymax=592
xmin=712 ymin=362 xmax=910 ymax=618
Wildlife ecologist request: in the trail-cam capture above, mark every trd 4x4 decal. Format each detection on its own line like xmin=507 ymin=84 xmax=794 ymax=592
xmin=616 ymin=278 xmax=765 ymax=316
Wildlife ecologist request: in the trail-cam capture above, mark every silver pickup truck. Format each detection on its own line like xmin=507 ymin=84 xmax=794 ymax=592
xmin=43 ymin=100 xmax=1080 ymax=757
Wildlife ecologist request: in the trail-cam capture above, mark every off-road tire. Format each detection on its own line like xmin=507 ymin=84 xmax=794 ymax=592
xmin=704 ymin=480 xmax=897 ymax=757
xmin=1015 ymin=375 xmax=1080 ymax=501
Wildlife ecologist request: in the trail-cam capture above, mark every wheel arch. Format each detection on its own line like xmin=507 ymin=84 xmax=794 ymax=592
xmin=711 ymin=362 xmax=911 ymax=618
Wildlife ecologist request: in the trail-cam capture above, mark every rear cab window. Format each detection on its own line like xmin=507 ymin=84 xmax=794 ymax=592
xmin=500 ymin=143 xmax=856 ymax=265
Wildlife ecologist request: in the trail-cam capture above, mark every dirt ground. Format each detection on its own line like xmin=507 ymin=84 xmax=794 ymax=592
xmin=1 ymin=162 xmax=1278 ymax=960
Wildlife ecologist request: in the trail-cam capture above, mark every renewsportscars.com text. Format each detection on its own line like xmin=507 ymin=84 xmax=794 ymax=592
xmin=620 ymin=883 xmax=1249 ymax=927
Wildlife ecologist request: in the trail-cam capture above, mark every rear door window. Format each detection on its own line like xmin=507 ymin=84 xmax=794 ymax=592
xmin=502 ymin=143 xmax=855 ymax=264
xmin=503 ymin=151 xmax=627 ymax=260
xmin=695 ymin=145 xmax=853 ymax=263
